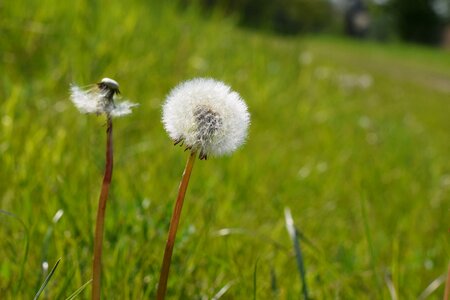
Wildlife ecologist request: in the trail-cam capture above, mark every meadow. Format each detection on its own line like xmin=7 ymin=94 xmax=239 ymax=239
xmin=1 ymin=0 xmax=449 ymax=298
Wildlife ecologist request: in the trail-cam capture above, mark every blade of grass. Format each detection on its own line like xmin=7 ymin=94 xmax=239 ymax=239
xmin=41 ymin=228 xmax=54 ymax=271
xmin=384 ymin=271 xmax=398 ymax=300
xmin=39 ymin=210 xmax=64 ymax=291
xmin=65 ymin=279 xmax=93 ymax=300
xmin=0 ymin=209 xmax=29 ymax=295
xmin=284 ymin=207 xmax=309 ymax=300
xmin=55 ymin=268 xmax=77 ymax=299
xmin=253 ymin=258 xmax=259 ymax=300
xmin=211 ymin=281 xmax=234 ymax=300
xmin=359 ymin=192 xmax=383 ymax=296
xmin=33 ymin=258 xmax=62 ymax=300
xmin=270 ymin=266 xmax=278 ymax=298
xmin=417 ymin=273 xmax=446 ymax=300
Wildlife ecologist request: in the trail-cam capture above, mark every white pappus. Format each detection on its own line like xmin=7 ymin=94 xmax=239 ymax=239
xmin=70 ymin=78 xmax=138 ymax=117
xmin=162 ymin=78 xmax=250 ymax=160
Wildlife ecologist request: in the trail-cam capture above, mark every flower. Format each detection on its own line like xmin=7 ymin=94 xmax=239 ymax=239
xmin=162 ymin=78 xmax=250 ymax=159
xmin=70 ymin=78 xmax=138 ymax=117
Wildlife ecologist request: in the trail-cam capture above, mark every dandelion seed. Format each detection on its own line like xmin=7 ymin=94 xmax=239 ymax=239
xmin=298 ymin=166 xmax=311 ymax=179
xmin=299 ymin=51 xmax=313 ymax=65
xmin=337 ymin=73 xmax=373 ymax=90
xmin=162 ymin=78 xmax=250 ymax=159
xmin=314 ymin=66 xmax=331 ymax=80
xmin=316 ymin=161 xmax=328 ymax=173
xmin=70 ymin=78 xmax=138 ymax=117
xmin=358 ymin=115 xmax=372 ymax=129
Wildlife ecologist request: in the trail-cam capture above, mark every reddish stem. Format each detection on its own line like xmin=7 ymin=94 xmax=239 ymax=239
xmin=156 ymin=151 xmax=196 ymax=300
xmin=92 ymin=116 xmax=113 ymax=300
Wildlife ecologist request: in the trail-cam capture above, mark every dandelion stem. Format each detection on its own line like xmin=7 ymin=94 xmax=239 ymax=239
xmin=92 ymin=116 xmax=113 ymax=300
xmin=156 ymin=151 xmax=196 ymax=300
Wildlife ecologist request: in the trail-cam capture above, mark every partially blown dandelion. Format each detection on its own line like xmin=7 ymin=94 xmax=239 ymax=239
xmin=157 ymin=78 xmax=250 ymax=299
xmin=70 ymin=78 xmax=137 ymax=300
xmin=70 ymin=78 xmax=138 ymax=117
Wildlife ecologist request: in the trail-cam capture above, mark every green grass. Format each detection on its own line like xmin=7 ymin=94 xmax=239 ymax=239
xmin=1 ymin=1 xmax=449 ymax=298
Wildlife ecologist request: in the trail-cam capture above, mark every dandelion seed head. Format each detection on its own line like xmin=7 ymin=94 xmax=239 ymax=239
xmin=162 ymin=78 xmax=250 ymax=159
xmin=70 ymin=78 xmax=137 ymax=117
xmin=98 ymin=78 xmax=120 ymax=99
xmin=99 ymin=78 xmax=119 ymax=91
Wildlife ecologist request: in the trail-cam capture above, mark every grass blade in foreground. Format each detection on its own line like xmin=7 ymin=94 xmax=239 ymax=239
xmin=284 ymin=207 xmax=309 ymax=300
xmin=157 ymin=78 xmax=250 ymax=299
xmin=211 ymin=281 xmax=234 ymax=300
xmin=33 ymin=258 xmax=61 ymax=300
xmin=253 ymin=258 xmax=259 ymax=300
xmin=417 ymin=273 xmax=446 ymax=299
xmin=65 ymin=279 xmax=93 ymax=300
xmin=0 ymin=209 xmax=29 ymax=295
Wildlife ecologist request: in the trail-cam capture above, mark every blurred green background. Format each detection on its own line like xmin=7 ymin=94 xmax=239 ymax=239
xmin=1 ymin=0 xmax=449 ymax=299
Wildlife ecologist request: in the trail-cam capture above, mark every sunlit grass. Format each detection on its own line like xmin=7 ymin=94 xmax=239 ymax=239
xmin=0 ymin=1 xmax=449 ymax=298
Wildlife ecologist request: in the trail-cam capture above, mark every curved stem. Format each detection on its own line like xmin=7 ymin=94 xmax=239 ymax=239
xmin=92 ymin=116 xmax=113 ymax=300
xmin=156 ymin=151 xmax=196 ymax=300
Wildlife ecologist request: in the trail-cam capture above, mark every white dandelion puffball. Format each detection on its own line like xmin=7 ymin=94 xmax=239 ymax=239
xmin=162 ymin=78 xmax=250 ymax=159
xmin=70 ymin=78 xmax=138 ymax=117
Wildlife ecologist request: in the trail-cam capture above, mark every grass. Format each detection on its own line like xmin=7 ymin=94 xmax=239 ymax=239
xmin=1 ymin=0 xmax=449 ymax=298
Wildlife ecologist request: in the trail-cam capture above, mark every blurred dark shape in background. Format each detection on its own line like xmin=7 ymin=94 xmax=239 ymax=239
xmin=272 ymin=0 xmax=334 ymax=34
xmin=189 ymin=0 xmax=450 ymax=47
xmin=344 ymin=0 xmax=371 ymax=38
xmin=388 ymin=0 xmax=445 ymax=44
xmin=443 ymin=25 xmax=450 ymax=48
xmin=195 ymin=0 xmax=334 ymax=34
